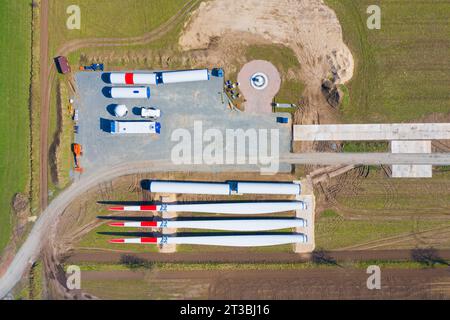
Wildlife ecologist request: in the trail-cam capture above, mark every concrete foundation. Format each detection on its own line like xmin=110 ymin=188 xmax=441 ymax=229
xmin=293 ymin=179 xmax=315 ymax=253
xmin=391 ymin=140 xmax=432 ymax=178
xmin=159 ymin=195 xmax=177 ymax=253
xmin=294 ymin=123 xmax=450 ymax=141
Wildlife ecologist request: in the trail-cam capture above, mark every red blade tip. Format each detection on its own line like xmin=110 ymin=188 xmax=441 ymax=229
xmin=108 ymin=206 xmax=124 ymax=211
xmin=109 ymin=239 xmax=125 ymax=243
xmin=109 ymin=222 xmax=125 ymax=227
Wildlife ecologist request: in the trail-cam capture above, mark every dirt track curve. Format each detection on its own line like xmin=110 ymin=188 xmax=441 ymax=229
xmin=0 ymin=161 xmax=220 ymax=298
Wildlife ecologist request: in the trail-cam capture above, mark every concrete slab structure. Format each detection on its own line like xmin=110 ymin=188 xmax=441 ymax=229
xmin=237 ymin=60 xmax=281 ymax=114
xmin=159 ymin=195 xmax=177 ymax=253
xmin=294 ymin=124 xmax=450 ymax=141
xmin=293 ymin=179 xmax=315 ymax=253
xmin=391 ymin=140 xmax=432 ymax=178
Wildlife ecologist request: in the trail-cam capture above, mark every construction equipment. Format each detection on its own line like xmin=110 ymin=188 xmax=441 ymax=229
xmin=72 ymin=143 xmax=83 ymax=172
xmin=67 ymin=103 xmax=74 ymax=117
xmin=79 ymin=63 xmax=104 ymax=71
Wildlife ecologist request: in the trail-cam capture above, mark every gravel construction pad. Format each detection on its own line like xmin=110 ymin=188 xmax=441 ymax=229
xmin=74 ymin=71 xmax=292 ymax=176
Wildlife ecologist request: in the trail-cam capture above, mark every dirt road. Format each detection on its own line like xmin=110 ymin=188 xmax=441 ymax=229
xmin=67 ymin=249 xmax=450 ymax=264
xmin=39 ymin=0 xmax=49 ymax=210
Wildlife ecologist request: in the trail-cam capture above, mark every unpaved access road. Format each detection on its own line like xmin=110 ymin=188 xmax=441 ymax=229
xmin=0 ymin=161 xmax=188 ymax=298
xmin=39 ymin=0 xmax=50 ymax=210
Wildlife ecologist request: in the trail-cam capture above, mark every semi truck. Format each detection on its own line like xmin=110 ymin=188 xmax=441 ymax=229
xmin=110 ymin=120 xmax=161 ymax=134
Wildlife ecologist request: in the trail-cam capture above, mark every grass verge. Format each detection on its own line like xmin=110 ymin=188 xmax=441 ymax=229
xmin=0 ymin=1 xmax=32 ymax=252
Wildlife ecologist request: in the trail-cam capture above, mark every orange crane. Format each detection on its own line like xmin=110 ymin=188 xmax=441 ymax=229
xmin=72 ymin=143 xmax=84 ymax=172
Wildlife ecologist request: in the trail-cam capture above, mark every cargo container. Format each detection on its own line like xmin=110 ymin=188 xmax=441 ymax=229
xmin=55 ymin=56 xmax=71 ymax=74
xmin=110 ymin=120 xmax=161 ymax=134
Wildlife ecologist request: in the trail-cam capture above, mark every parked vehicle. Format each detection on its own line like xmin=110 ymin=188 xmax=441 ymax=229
xmin=79 ymin=63 xmax=104 ymax=71
xmin=73 ymin=109 xmax=79 ymax=122
xmin=276 ymin=117 xmax=289 ymax=124
xmin=110 ymin=120 xmax=161 ymax=135
xmin=140 ymin=107 xmax=161 ymax=120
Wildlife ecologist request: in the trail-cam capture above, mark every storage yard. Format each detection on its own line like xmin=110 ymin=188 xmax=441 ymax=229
xmin=73 ymin=69 xmax=292 ymax=173
xmin=103 ymin=180 xmax=313 ymax=251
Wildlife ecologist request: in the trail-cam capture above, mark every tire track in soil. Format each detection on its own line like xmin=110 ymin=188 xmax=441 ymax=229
xmin=328 ymin=167 xmax=450 ymax=220
xmin=338 ymin=225 xmax=450 ymax=251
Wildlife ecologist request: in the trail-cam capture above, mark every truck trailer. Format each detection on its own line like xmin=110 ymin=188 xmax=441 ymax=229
xmin=110 ymin=120 xmax=161 ymax=134
xmin=109 ymin=87 xmax=151 ymax=99
xmin=109 ymin=69 xmax=209 ymax=86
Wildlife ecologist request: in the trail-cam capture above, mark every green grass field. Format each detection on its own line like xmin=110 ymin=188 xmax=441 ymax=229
xmin=49 ymin=0 xmax=188 ymax=53
xmin=0 ymin=1 xmax=31 ymax=252
xmin=326 ymin=0 xmax=450 ymax=122
xmin=316 ymin=0 xmax=450 ymax=251
xmin=335 ymin=169 xmax=450 ymax=214
xmin=316 ymin=213 xmax=450 ymax=250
